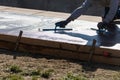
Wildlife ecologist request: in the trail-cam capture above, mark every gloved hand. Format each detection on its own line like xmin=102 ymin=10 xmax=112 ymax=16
xmin=55 ymin=20 xmax=69 ymax=28
xmin=97 ymin=22 xmax=109 ymax=30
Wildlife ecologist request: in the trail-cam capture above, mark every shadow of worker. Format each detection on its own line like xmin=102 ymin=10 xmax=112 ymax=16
xmin=57 ymin=25 xmax=120 ymax=47
xmin=97 ymin=25 xmax=120 ymax=46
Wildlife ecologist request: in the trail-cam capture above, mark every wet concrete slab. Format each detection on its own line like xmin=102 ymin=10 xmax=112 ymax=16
xmin=0 ymin=10 xmax=120 ymax=50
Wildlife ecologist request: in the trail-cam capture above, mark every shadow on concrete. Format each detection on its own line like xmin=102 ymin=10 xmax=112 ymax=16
xmin=56 ymin=26 xmax=120 ymax=47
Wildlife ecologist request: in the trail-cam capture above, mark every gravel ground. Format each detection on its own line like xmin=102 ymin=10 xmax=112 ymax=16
xmin=0 ymin=50 xmax=120 ymax=80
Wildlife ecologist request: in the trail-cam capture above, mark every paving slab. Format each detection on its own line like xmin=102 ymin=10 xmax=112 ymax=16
xmin=0 ymin=6 xmax=101 ymax=21
xmin=1 ymin=7 xmax=43 ymax=15
xmin=0 ymin=6 xmax=11 ymax=10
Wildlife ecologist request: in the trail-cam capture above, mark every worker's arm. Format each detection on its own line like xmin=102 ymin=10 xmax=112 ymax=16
xmin=66 ymin=0 xmax=92 ymax=22
xmin=103 ymin=0 xmax=119 ymax=23
xmin=55 ymin=0 xmax=92 ymax=28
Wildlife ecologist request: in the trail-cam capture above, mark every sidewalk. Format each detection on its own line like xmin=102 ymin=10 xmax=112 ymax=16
xmin=0 ymin=6 xmax=101 ymax=22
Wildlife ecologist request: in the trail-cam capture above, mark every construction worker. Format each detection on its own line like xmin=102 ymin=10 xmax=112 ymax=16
xmin=55 ymin=0 xmax=120 ymax=30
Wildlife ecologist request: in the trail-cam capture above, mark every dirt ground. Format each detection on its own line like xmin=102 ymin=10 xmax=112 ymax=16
xmin=0 ymin=49 xmax=120 ymax=80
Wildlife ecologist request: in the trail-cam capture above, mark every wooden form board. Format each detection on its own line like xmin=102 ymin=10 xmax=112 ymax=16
xmin=0 ymin=33 xmax=120 ymax=65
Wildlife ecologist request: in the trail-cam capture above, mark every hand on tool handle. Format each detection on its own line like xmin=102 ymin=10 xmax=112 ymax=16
xmin=97 ymin=22 xmax=109 ymax=30
xmin=55 ymin=18 xmax=71 ymax=28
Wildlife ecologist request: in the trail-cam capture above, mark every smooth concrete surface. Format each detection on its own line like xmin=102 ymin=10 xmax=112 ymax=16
xmin=0 ymin=6 xmax=120 ymax=50
xmin=0 ymin=6 xmax=101 ymax=22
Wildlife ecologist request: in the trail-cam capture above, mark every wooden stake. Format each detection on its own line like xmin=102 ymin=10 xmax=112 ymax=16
xmin=13 ymin=30 xmax=23 ymax=59
xmin=88 ymin=39 xmax=96 ymax=62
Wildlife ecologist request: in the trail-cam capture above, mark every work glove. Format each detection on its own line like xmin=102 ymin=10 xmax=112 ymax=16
xmin=97 ymin=22 xmax=109 ymax=30
xmin=55 ymin=20 xmax=69 ymax=28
